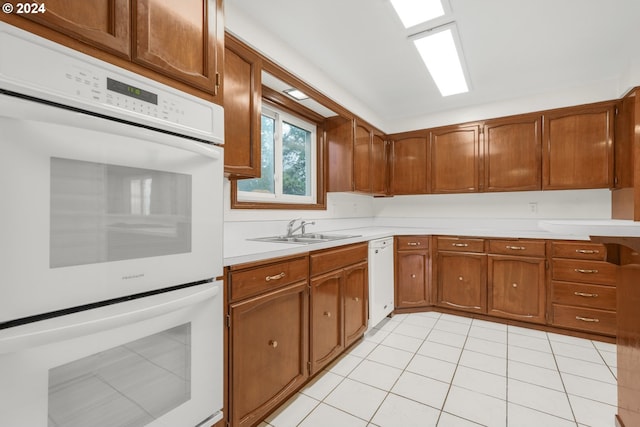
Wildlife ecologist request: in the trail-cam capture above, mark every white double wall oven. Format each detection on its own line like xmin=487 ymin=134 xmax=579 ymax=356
xmin=0 ymin=23 xmax=225 ymax=427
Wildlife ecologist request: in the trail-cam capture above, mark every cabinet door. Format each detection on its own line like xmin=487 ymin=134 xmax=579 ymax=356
xmin=230 ymin=282 xmax=309 ymax=427
xmin=436 ymin=252 xmax=486 ymax=313
xmin=431 ymin=125 xmax=481 ymax=193
xmin=353 ymin=123 xmax=371 ymax=193
xmin=134 ymin=0 xmax=219 ymax=94
xmin=487 ymin=256 xmax=546 ymax=324
xmin=371 ymin=132 xmax=388 ymax=196
xmin=224 ymin=35 xmax=262 ymax=178
xmin=19 ymin=0 xmax=130 ymax=58
xmin=484 ymin=115 xmax=541 ymax=192
xmin=390 ymin=135 xmax=429 ymax=195
xmin=395 ymin=251 xmax=430 ymax=308
xmin=310 ymin=271 xmax=343 ymax=373
xmin=344 ymin=261 xmax=368 ymax=347
xmin=542 ymin=103 xmax=614 ymax=189
xmin=325 ymin=116 xmax=354 ymax=192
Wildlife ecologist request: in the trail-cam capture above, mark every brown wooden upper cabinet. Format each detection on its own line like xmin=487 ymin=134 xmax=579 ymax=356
xmin=325 ymin=116 xmax=354 ymax=192
xmin=224 ymin=33 xmax=262 ymax=178
xmin=483 ymin=114 xmax=542 ymax=192
xmin=354 ymin=120 xmax=387 ymax=196
xmin=542 ymin=101 xmax=615 ymax=190
xmin=430 ymin=124 xmax=481 ymax=193
xmin=4 ymin=0 xmax=223 ymax=101
xmin=133 ymin=0 xmax=221 ymax=94
xmin=389 ymin=133 xmax=430 ymax=195
xmin=14 ymin=0 xmax=131 ymax=58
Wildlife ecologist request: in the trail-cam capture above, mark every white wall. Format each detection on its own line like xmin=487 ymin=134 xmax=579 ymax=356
xmin=372 ymin=189 xmax=612 ymax=219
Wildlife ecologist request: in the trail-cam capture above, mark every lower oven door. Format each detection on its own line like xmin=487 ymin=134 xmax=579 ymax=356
xmin=0 ymin=281 xmax=223 ymax=427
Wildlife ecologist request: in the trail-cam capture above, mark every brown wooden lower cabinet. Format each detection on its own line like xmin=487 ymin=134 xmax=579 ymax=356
xmin=310 ymin=243 xmax=368 ymax=374
xmin=486 ymin=239 xmax=547 ymax=324
xmin=395 ymin=236 xmax=431 ymax=309
xmin=435 ymin=237 xmax=486 ymax=314
xmin=229 ymin=282 xmax=309 ymax=427
xmin=227 ymin=255 xmax=310 ymax=427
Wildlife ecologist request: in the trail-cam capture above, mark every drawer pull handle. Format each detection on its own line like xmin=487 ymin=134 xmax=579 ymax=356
xmin=574 ymin=291 xmax=598 ymax=298
xmin=574 ymin=268 xmax=599 ymax=274
xmin=576 ymin=249 xmax=599 ymax=255
xmin=268 ymin=340 xmax=278 ymax=348
xmin=265 ymin=272 xmax=286 ymax=281
xmin=324 ymin=311 xmax=332 ymax=318
xmin=407 ymin=242 xmax=421 ymax=246
xmin=452 ymin=243 xmax=469 ymax=247
xmin=575 ymin=316 xmax=600 ymax=323
xmin=506 ymin=245 xmax=526 ymax=250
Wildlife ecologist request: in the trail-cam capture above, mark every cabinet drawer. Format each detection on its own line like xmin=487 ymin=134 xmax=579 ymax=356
xmin=396 ymin=236 xmax=430 ymax=250
xmin=552 ymin=304 xmax=616 ymax=336
xmin=310 ymin=243 xmax=367 ymax=276
xmin=552 ymin=259 xmax=616 ymax=285
xmin=230 ymin=256 xmax=309 ymax=301
xmin=489 ymin=239 xmax=546 ymax=257
xmin=437 ymin=237 xmax=485 ymax=253
xmin=551 ymin=281 xmax=616 ymax=310
xmin=551 ymin=241 xmax=606 ymax=260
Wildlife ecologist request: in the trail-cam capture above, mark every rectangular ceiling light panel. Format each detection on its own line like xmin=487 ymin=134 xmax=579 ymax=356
xmin=390 ymin=0 xmax=445 ymax=28
xmin=413 ymin=26 xmax=469 ymax=96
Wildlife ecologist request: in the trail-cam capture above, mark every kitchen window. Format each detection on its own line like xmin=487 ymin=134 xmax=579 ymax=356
xmin=233 ymin=104 xmax=323 ymax=208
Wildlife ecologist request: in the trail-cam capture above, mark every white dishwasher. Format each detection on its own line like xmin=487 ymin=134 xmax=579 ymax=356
xmin=368 ymin=237 xmax=395 ymax=331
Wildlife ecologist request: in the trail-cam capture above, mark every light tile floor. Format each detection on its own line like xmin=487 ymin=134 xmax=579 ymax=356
xmin=259 ymin=312 xmax=618 ymax=427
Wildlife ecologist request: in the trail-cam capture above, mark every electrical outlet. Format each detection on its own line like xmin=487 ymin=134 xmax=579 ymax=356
xmin=529 ymin=202 xmax=538 ymax=214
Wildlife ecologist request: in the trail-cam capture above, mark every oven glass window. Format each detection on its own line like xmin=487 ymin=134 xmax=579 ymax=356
xmin=48 ymin=323 xmax=191 ymax=427
xmin=50 ymin=158 xmax=192 ymax=268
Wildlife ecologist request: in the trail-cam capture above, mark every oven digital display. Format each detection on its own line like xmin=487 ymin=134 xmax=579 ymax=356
xmin=107 ymin=77 xmax=158 ymax=105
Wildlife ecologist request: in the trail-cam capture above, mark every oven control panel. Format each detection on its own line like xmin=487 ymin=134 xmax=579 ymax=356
xmin=0 ymin=22 xmax=223 ymax=144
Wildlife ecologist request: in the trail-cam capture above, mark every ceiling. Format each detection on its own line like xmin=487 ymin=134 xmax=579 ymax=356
xmin=226 ymin=0 xmax=640 ymax=131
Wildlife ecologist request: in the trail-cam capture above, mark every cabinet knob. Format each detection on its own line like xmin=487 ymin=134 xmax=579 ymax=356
xmin=458 ymin=276 xmax=464 ymax=281
xmin=512 ymin=283 xmax=518 ymax=288
xmin=324 ymin=311 xmax=332 ymax=318
xmin=411 ymin=274 xmax=416 ymax=278
xmin=268 ymin=340 xmax=278 ymax=348
xmin=354 ymin=297 xmax=360 ymax=302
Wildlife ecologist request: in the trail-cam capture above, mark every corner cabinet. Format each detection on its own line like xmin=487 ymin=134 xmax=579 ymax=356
xmin=389 ymin=134 xmax=430 ymax=195
xmin=354 ymin=120 xmax=388 ymax=196
xmin=3 ymin=0 xmax=223 ymax=102
xmin=542 ymin=102 xmax=615 ymax=190
xmin=310 ymin=243 xmax=368 ymax=374
xmin=227 ymin=255 xmax=309 ymax=427
xmin=395 ymin=236 xmax=431 ymax=310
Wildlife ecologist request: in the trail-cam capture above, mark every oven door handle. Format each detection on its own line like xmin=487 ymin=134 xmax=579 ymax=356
xmin=0 ymin=282 xmax=220 ymax=354
xmin=156 ymin=138 xmax=222 ymax=160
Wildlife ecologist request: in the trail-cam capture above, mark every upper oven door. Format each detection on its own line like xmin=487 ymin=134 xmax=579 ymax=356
xmin=0 ymin=93 xmax=223 ymax=323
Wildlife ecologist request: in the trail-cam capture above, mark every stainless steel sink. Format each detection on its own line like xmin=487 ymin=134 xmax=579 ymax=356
xmin=248 ymin=233 xmax=360 ymax=245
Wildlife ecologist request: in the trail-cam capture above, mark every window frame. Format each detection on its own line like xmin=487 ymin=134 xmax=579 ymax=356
xmin=231 ymin=98 xmax=327 ymax=210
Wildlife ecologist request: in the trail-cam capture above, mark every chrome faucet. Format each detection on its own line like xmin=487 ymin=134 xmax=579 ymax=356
xmin=286 ymin=218 xmax=315 ymax=236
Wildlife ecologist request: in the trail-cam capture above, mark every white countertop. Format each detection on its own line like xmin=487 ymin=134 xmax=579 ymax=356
xmin=224 ymin=219 xmax=596 ymax=266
